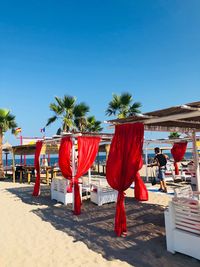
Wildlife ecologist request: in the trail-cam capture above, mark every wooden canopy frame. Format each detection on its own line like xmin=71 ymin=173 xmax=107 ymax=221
xmin=11 ymin=132 xmax=113 ymax=184
xmin=106 ymin=101 xmax=200 ymax=191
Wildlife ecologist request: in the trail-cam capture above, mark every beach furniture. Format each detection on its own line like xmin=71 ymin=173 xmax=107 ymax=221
xmin=90 ymin=178 xmax=118 ymax=206
xmin=180 ymin=162 xmax=196 ymax=184
xmin=164 ymin=189 xmax=200 ymax=260
xmin=174 ymin=185 xmax=200 ymax=199
xmin=51 ymin=177 xmax=82 ymax=205
xmin=164 ymin=162 xmax=175 ymax=182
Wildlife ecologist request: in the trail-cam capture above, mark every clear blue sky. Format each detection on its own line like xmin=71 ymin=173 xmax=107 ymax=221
xmin=1 ymin=0 xmax=200 ymax=145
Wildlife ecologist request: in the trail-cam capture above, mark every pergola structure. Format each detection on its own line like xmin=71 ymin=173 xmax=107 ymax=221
xmin=11 ymin=142 xmax=61 ymax=183
xmin=106 ymin=101 xmax=200 ymax=191
xmin=11 ymin=133 xmax=113 ymax=184
xmin=144 ymin=136 xmax=200 ymax=181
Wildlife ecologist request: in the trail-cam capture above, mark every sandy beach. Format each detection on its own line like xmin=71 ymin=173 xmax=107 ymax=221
xmin=0 ymin=180 xmax=199 ymax=267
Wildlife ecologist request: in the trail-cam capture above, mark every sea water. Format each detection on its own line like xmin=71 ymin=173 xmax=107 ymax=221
xmin=3 ymin=152 xmax=194 ymax=167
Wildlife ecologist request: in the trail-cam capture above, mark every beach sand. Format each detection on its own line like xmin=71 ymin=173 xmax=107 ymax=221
xmin=0 ymin=180 xmax=199 ymax=267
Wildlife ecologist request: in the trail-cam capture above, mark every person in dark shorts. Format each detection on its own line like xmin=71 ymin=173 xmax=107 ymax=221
xmin=149 ymin=147 xmax=169 ymax=193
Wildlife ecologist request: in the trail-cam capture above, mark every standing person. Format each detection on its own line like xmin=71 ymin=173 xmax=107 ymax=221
xmin=150 ymin=147 xmax=168 ymax=193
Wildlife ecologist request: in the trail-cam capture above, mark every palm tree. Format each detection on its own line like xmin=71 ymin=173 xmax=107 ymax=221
xmin=85 ymin=116 xmax=103 ymax=133
xmin=74 ymin=102 xmax=90 ymax=132
xmin=46 ymin=95 xmax=90 ymax=133
xmin=0 ymin=109 xmax=17 ymax=177
xmin=106 ymin=92 xmax=142 ymax=118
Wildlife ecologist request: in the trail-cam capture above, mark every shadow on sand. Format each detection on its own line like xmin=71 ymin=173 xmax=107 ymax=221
xmin=6 ymin=184 xmax=200 ymax=267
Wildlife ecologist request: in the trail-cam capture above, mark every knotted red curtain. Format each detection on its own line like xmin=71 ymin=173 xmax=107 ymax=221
xmin=106 ymin=123 xmax=144 ymax=236
xmin=74 ymin=136 xmax=101 ymax=215
xmin=134 ymin=158 xmax=148 ymax=201
xmin=32 ymin=141 xmax=43 ymax=196
xmin=171 ymin=142 xmax=187 ymax=175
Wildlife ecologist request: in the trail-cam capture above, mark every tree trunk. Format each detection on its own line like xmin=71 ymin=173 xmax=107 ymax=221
xmin=0 ymin=128 xmax=5 ymax=178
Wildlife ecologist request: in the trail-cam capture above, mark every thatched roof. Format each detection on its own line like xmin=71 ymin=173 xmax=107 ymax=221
xmin=2 ymin=142 xmax=12 ymax=152
xmin=12 ymin=143 xmax=60 ymax=156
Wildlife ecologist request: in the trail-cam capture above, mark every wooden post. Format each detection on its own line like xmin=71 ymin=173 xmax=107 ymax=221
xmin=88 ymin=168 xmax=91 ymax=185
xmin=20 ymin=135 xmax=23 ymax=165
xmin=53 ymin=168 xmax=57 ymax=178
xmin=12 ymin=152 xmax=15 ymax=183
xmin=46 ymin=168 xmax=49 ymax=185
xmin=105 ymin=144 xmax=110 ymax=160
xmin=97 ymin=151 xmax=100 ymax=174
xmin=27 ymin=171 xmax=31 ymax=184
xmin=192 ymin=131 xmax=200 ymax=191
xmin=145 ymin=143 xmax=149 ymax=182
xmin=19 ymin=171 xmax=23 ymax=183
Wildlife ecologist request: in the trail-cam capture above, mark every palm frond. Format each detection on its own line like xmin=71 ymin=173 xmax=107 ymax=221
xmin=128 ymin=101 xmax=142 ymax=116
xmin=46 ymin=116 xmax=58 ymax=126
xmin=120 ymin=92 xmax=132 ymax=106
xmin=63 ymin=95 xmax=77 ymax=109
xmin=54 ymin=96 xmax=64 ymax=108
xmin=56 ymin=128 xmax=62 ymax=135
xmin=85 ymin=116 xmax=103 ymax=132
xmin=73 ymin=102 xmax=90 ymax=117
xmin=0 ymin=109 xmax=17 ymax=134
xmin=0 ymin=109 xmax=9 ymax=118
xmin=49 ymin=103 xmax=63 ymax=114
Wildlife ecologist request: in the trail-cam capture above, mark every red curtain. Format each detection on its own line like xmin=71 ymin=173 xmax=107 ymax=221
xmin=32 ymin=141 xmax=43 ymax=196
xmin=58 ymin=136 xmax=100 ymax=215
xmin=106 ymin=123 xmax=144 ymax=236
xmin=171 ymin=142 xmax=187 ymax=175
xmin=74 ymin=136 xmax=101 ymax=215
xmin=58 ymin=137 xmax=72 ymax=179
xmin=134 ymin=158 xmax=148 ymax=201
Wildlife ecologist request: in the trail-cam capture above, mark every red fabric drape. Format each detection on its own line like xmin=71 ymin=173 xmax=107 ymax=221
xmin=59 ymin=137 xmax=73 ymax=179
xmin=171 ymin=142 xmax=187 ymax=175
xmin=59 ymin=137 xmax=73 ymax=192
xmin=74 ymin=136 xmax=101 ymax=215
xmin=106 ymin=123 xmax=144 ymax=236
xmin=75 ymin=136 xmax=101 ymax=179
xmin=134 ymin=158 xmax=148 ymax=201
xmin=58 ymin=136 xmax=100 ymax=215
xmin=32 ymin=141 xmax=43 ymax=196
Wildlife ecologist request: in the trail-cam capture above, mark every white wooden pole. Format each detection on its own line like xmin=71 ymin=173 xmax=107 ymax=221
xmin=192 ymin=131 xmax=200 ymax=191
xmin=72 ymin=137 xmax=76 ymax=211
xmin=88 ymin=168 xmax=91 ymax=185
xmin=145 ymin=144 xmax=149 ymax=182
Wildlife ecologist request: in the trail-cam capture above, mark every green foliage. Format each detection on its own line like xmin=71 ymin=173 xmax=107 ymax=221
xmin=0 ymin=108 xmax=17 ymax=133
xmin=106 ymin=92 xmax=142 ymax=118
xmin=169 ymin=132 xmax=181 ymax=139
xmin=46 ymin=95 xmax=92 ymax=133
xmin=85 ymin=116 xmax=103 ymax=133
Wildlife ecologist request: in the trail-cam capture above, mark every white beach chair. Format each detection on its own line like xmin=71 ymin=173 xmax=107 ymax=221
xmin=164 ymin=162 xmax=175 ymax=182
xmin=173 ymin=184 xmax=200 ymax=199
xmin=90 ymin=178 xmax=118 ymax=206
xmin=164 ymin=196 xmax=200 ymax=260
xmin=180 ymin=163 xmax=196 ymax=184
xmin=51 ymin=177 xmax=82 ymax=205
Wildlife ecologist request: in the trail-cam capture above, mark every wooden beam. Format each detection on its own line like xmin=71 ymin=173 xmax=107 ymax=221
xmin=144 ymin=125 xmax=195 ymax=133
xmin=144 ymin=111 xmax=200 ymax=125
xmin=173 ymin=119 xmax=200 ymax=125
